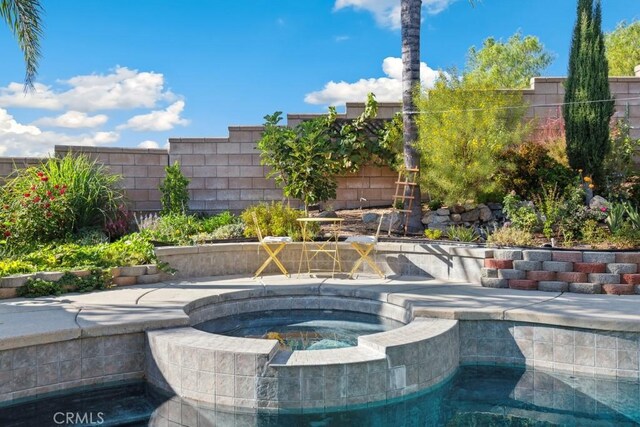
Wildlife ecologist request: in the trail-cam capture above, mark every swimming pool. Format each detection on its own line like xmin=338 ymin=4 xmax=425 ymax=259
xmin=2 ymin=365 xmax=638 ymax=426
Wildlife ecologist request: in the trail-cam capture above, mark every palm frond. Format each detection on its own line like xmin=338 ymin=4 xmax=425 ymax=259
xmin=0 ymin=0 xmax=43 ymax=91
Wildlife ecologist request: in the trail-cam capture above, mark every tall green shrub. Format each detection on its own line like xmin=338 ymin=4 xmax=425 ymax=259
xmin=160 ymin=161 xmax=190 ymax=215
xmin=563 ymin=0 xmax=614 ymax=185
xmin=416 ymin=75 xmax=528 ymax=205
xmin=0 ymin=154 xmax=126 ymax=251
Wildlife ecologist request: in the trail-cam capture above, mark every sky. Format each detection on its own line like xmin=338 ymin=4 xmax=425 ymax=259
xmin=0 ymin=0 xmax=637 ymax=156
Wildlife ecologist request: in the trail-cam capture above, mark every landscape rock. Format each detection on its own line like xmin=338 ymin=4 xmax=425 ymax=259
xmin=362 ymin=212 xmax=379 ymax=224
xmin=460 ymin=209 xmax=480 ymax=222
xmin=451 ymin=205 xmax=465 ymax=214
xmin=589 ymin=195 xmax=608 ymax=211
xmin=451 ymin=213 xmax=462 ymax=223
xmin=436 ymin=208 xmax=450 ymax=216
xmin=478 ymin=204 xmax=493 ymax=221
xmin=318 ymin=210 xmax=338 ymax=218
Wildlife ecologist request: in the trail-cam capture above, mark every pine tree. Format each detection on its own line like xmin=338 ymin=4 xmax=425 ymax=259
xmin=563 ymin=0 xmax=614 ymax=185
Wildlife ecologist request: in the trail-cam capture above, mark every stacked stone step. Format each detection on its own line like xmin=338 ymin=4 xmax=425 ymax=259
xmin=481 ymin=249 xmax=640 ymax=295
xmin=113 ymin=265 xmax=162 ymax=286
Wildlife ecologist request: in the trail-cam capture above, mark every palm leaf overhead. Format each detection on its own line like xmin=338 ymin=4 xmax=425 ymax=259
xmin=0 ymin=0 xmax=43 ymax=91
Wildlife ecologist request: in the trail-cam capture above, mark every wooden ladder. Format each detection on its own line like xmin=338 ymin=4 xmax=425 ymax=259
xmin=389 ymin=168 xmax=419 ymax=236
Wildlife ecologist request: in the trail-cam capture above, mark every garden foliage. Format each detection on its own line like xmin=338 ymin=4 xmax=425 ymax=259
xmin=241 ymin=202 xmax=314 ymax=241
xmin=563 ymin=0 xmax=614 ymax=185
xmin=604 ymin=20 xmax=640 ymax=76
xmin=160 ymin=161 xmax=190 ymax=215
xmin=416 ymin=75 xmax=529 ymax=205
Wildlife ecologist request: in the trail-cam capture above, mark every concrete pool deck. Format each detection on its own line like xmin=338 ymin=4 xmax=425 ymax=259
xmin=1 ymin=274 xmax=639 ymax=351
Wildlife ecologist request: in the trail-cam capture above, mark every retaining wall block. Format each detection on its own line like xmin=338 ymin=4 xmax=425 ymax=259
xmin=587 ymin=273 xmax=620 ymax=284
xmin=606 ymin=263 xmax=638 ymax=274
xmin=119 ymin=266 xmax=148 ymax=277
xmin=522 ymin=250 xmax=552 ymax=262
xmin=145 ymin=265 xmax=159 ymax=275
xmin=480 ymin=278 xmax=508 ymax=288
xmin=582 ymin=252 xmax=616 ymax=264
xmin=574 ymin=263 xmax=606 ymax=274
xmin=537 ymin=281 xmax=569 ymax=292
xmin=0 ymin=288 xmax=17 ymax=299
xmin=508 ymin=279 xmax=538 ymax=290
xmin=497 ymin=269 xmax=526 ymax=280
xmin=113 ymin=276 xmax=137 ymax=286
xmin=569 ymin=283 xmax=602 ymax=294
xmin=542 ymin=261 xmax=573 ymax=273
xmin=0 ymin=274 xmax=31 ymax=288
xmin=480 ymin=268 xmax=498 ymax=279
xmin=513 ymin=260 xmax=542 ymax=271
xmin=551 ymin=251 xmax=583 ymax=263
xmin=493 ymin=250 xmax=523 ymax=260
xmin=615 ymin=253 xmax=640 ymax=264
xmin=602 ymin=283 xmax=635 ymax=295
xmin=136 ymin=274 xmax=162 ymax=284
xmin=621 ymin=274 xmax=640 ymax=285
xmin=526 ymin=271 xmax=556 ymax=281
xmin=36 ymin=271 xmax=65 ymax=281
xmin=557 ymin=272 xmax=588 ymax=283
xmin=484 ymin=259 xmax=513 ymax=269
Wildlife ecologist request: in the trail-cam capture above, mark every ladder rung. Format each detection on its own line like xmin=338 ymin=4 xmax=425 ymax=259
xmin=404 ymin=168 xmax=419 ymax=172
xmin=395 ymin=181 xmax=418 ymax=186
xmin=395 ymin=209 xmax=413 ymax=212
xmin=393 ymin=195 xmax=415 ymax=199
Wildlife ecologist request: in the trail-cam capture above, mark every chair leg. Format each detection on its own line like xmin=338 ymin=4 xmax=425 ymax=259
xmin=254 ymin=243 xmax=290 ymax=278
xmin=349 ymin=243 xmax=384 ymax=278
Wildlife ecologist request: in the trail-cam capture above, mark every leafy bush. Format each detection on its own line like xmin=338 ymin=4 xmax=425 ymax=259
xmin=241 ymin=203 xmax=313 ymax=240
xmin=160 ymin=161 xmax=190 ymax=215
xmin=446 ymin=226 xmax=479 ymax=242
xmin=502 ymin=193 xmax=539 ymax=232
xmin=16 ymin=278 xmax=62 ymax=297
xmin=208 ymin=223 xmax=245 ymax=240
xmin=581 ymin=219 xmax=609 ymax=244
xmin=602 ymin=118 xmax=640 ymax=202
xmin=200 ymin=211 xmax=238 ymax=232
xmin=416 ymin=75 xmax=529 ymax=205
xmin=138 ymin=214 xmax=200 ymax=245
xmin=16 ymin=270 xmax=109 ymax=298
xmin=0 ymin=259 xmax=36 ymax=277
xmin=0 ymin=154 xmax=126 ymax=251
xmin=487 ymin=227 xmax=534 ymax=247
xmin=497 ymin=141 xmax=574 ymax=200
xmin=606 ymin=203 xmax=626 ymax=234
xmin=424 ymin=229 xmax=443 ymax=240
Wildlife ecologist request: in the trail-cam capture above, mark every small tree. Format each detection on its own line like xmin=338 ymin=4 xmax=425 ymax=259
xmin=563 ymin=0 xmax=614 ymax=186
xmin=416 ymin=75 xmax=529 ymax=205
xmin=605 ymin=20 xmax=640 ymax=76
xmin=159 ymin=161 xmax=190 ymax=215
xmin=466 ymin=32 xmax=554 ymax=89
xmin=257 ymin=94 xmax=397 ymax=213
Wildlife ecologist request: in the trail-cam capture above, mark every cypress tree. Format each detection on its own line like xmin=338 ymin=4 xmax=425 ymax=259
xmin=563 ymin=0 xmax=614 ymax=185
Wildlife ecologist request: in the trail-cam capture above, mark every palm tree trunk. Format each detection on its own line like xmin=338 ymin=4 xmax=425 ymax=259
xmin=401 ymin=0 xmax=423 ymax=233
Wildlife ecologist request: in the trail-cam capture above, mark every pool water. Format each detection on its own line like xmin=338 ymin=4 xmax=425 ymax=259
xmin=194 ymin=309 xmax=403 ymax=351
xmin=1 ymin=366 xmax=638 ymax=426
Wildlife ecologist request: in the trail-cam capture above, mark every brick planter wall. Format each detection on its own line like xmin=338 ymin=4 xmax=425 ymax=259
xmin=482 ymin=249 xmax=640 ymax=295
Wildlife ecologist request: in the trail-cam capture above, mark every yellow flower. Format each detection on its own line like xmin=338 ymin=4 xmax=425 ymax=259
xmin=584 ymin=176 xmax=592 ymax=183
xmin=588 ymin=183 xmax=595 ymax=189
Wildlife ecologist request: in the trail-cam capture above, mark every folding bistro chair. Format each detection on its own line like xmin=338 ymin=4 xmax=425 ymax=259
xmin=345 ymin=215 xmax=385 ymax=279
xmin=252 ymin=212 xmax=292 ymax=278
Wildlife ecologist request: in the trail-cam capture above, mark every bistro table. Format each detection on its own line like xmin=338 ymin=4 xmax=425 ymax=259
xmin=296 ymin=217 xmax=344 ymax=277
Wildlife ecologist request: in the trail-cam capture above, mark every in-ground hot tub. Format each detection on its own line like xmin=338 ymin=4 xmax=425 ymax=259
xmin=195 ymin=309 xmax=404 ymax=351
xmin=145 ymin=293 xmax=459 ymax=411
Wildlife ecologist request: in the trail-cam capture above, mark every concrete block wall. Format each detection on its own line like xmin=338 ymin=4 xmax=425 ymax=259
xmin=0 ymin=157 xmax=44 ymax=184
xmin=55 ymin=146 xmax=168 ymax=211
xmin=523 ymin=75 xmax=640 ymax=140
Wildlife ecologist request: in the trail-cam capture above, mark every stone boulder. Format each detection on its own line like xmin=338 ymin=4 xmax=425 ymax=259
xmin=451 ymin=204 xmax=466 ymax=214
xmin=436 ymin=208 xmax=450 ymax=216
xmin=461 ymin=208 xmax=480 ymax=222
xmin=589 ymin=195 xmax=609 ymax=211
xmin=478 ymin=204 xmax=493 ymax=221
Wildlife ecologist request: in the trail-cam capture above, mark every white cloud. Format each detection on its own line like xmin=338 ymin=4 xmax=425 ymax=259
xmin=335 ymin=35 xmax=350 ymax=42
xmin=118 ymin=100 xmax=189 ymax=132
xmin=0 ymin=66 xmax=174 ymax=112
xmin=33 ymin=111 xmax=108 ymax=128
xmin=0 ymin=108 xmax=119 ymax=156
xmin=137 ymin=140 xmax=160 ymax=149
xmin=334 ymin=0 xmax=458 ymax=29
xmin=305 ymin=56 xmax=441 ymax=106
